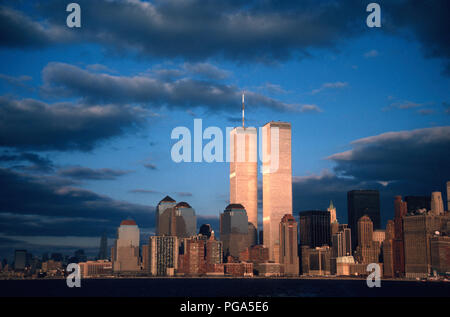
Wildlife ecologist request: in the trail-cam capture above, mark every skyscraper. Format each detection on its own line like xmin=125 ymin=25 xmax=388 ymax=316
xmin=299 ymin=210 xmax=331 ymax=248
xmin=430 ymin=192 xmax=444 ymax=215
xmin=331 ymin=225 xmax=352 ymax=258
xmin=354 ymin=215 xmax=380 ymax=264
xmin=393 ymin=195 xmax=407 ymax=277
xmin=156 ymin=195 xmax=177 ymax=236
xmin=279 ymin=214 xmax=299 ymax=276
xmin=403 ymin=212 xmax=449 ymax=278
xmin=262 ymin=121 xmax=292 ymax=261
xmin=98 ymin=232 xmax=108 ymax=260
xmin=229 ymin=125 xmax=257 ymax=246
xmin=205 ymin=231 xmax=223 ymax=272
xmin=171 ymin=202 xmax=197 ymax=238
xmin=347 ymin=190 xmax=380 ymax=250
xmin=220 ymin=203 xmax=249 ymax=259
xmin=112 ymin=220 xmax=140 ymax=273
xmin=148 ymin=236 xmax=178 ymax=276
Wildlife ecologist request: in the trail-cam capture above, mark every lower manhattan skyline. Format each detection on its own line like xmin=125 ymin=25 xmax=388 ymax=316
xmin=0 ymin=0 xmax=449 ymax=290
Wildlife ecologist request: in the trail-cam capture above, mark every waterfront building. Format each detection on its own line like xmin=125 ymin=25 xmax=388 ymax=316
xmin=112 ymin=220 xmax=140 ymax=273
xmin=279 ymin=214 xmax=299 ymax=276
xmin=148 ymin=236 xmax=178 ymax=276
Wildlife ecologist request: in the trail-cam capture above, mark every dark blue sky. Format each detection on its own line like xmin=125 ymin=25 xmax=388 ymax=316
xmin=0 ymin=0 xmax=449 ymax=260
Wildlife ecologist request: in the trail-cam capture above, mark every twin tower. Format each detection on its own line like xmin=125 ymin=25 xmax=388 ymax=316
xmin=229 ymin=94 xmax=293 ymax=261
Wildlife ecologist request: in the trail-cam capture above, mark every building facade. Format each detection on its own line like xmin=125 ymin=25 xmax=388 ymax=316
xmin=403 ymin=212 xmax=449 ymax=278
xmin=279 ymin=214 xmax=299 ymax=276
xmin=148 ymin=236 xmax=178 ymax=276
xmin=299 ymin=210 xmax=331 ymax=248
xmin=347 ymin=190 xmax=381 ymax=250
xmin=112 ymin=220 xmax=140 ymax=273
xmin=220 ymin=204 xmax=249 ymax=259
xmin=230 ymin=126 xmax=258 ymax=246
xmin=262 ymin=121 xmax=292 ymax=261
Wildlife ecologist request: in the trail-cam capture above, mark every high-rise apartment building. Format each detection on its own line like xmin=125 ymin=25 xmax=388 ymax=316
xmin=262 ymin=121 xmax=292 ymax=261
xmin=220 ymin=203 xmax=249 ymax=258
xmin=299 ymin=210 xmax=331 ymax=248
xmin=148 ymin=236 xmax=178 ymax=276
xmin=112 ymin=220 xmax=140 ymax=273
xmin=347 ymin=190 xmax=380 ymax=250
xmin=279 ymin=214 xmax=299 ymax=276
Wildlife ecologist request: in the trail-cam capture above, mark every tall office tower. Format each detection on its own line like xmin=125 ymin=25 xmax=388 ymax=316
xmin=205 ymin=231 xmax=223 ymax=272
xmin=279 ymin=214 xmax=299 ymax=276
xmin=112 ymin=220 xmax=140 ymax=273
xmin=156 ymin=195 xmax=177 ymax=235
xmin=331 ymin=226 xmax=352 ymax=258
xmin=430 ymin=192 xmax=444 ymax=215
xmin=403 ymin=213 xmax=449 ymax=278
xmin=447 ymin=181 xmax=450 ymax=211
xmin=404 ymin=196 xmax=431 ymax=213
xmin=299 ymin=210 xmax=331 ymax=248
xmin=148 ymin=236 xmax=178 ymax=276
xmin=171 ymin=202 xmax=197 ymax=238
xmin=355 ymin=215 xmax=380 ymax=264
xmin=98 ymin=232 xmax=108 ymax=260
xmin=230 ymin=94 xmax=258 ymax=247
xmin=199 ymin=224 xmax=213 ymax=238
xmin=220 ymin=203 xmax=249 ymax=259
xmin=14 ymin=250 xmax=27 ymax=271
xmin=347 ymin=190 xmax=380 ymax=250
xmin=327 ymin=200 xmax=337 ymax=224
xmin=393 ymin=195 xmax=407 ymax=276
xmin=262 ymin=121 xmax=292 ymax=261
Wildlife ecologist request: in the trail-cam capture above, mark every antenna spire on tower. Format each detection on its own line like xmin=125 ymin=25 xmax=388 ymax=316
xmin=242 ymin=90 xmax=245 ymax=128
